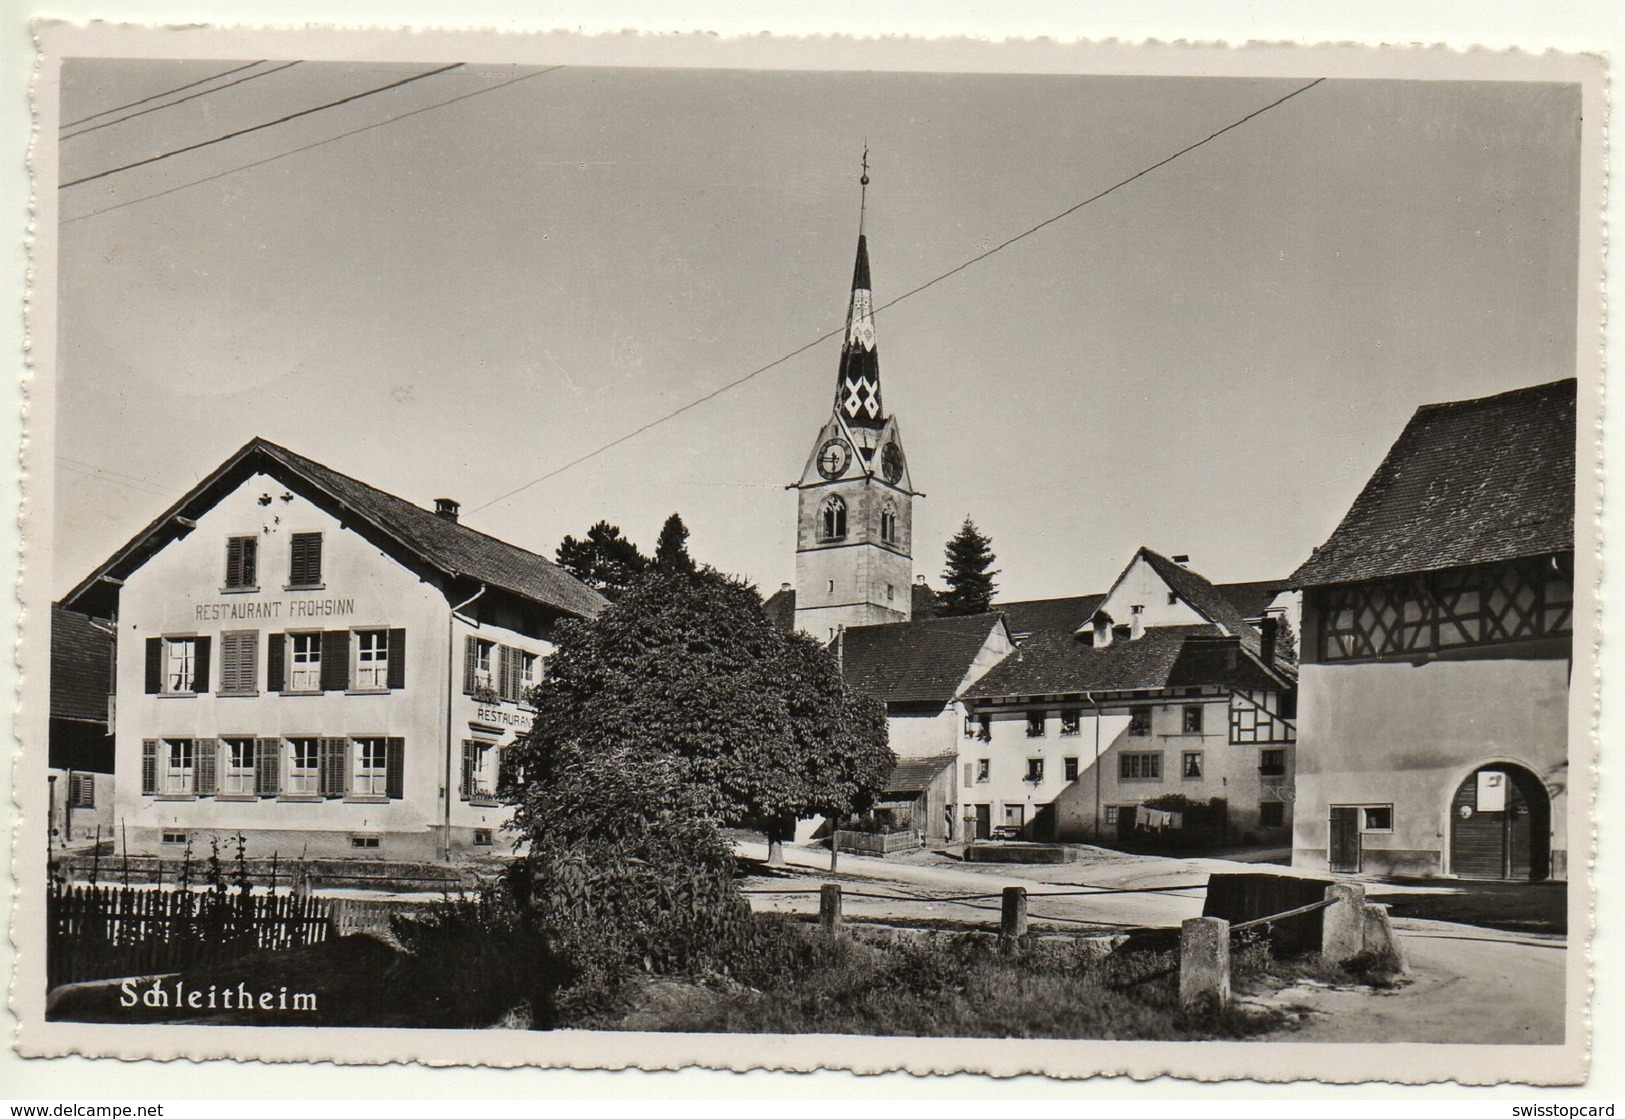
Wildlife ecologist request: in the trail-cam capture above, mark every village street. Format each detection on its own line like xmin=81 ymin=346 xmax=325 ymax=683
xmin=733 ymin=840 xmax=1568 ymax=1045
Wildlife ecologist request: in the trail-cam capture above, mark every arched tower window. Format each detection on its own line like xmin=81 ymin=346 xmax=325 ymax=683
xmin=820 ymin=495 xmax=847 ymax=541
xmin=880 ymin=500 xmax=898 ymax=544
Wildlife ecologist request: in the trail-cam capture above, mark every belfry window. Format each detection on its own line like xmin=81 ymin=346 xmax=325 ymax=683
xmin=820 ymin=495 xmax=847 ymax=540
xmin=880 ymin=501 xmax=898 ymax=544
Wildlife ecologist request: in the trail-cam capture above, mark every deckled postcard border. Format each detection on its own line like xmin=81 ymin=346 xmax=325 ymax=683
xmin=10 ymin=23 xmax=1605 ymax=1085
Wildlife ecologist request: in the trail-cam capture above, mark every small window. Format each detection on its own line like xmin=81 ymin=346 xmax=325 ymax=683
xmin=350 ymin=834 xmax=380 ymax=850
xmin=161 ymin=830 xmax=188 ymax=846
xmin=221 ymin=738 xmax=256 ymax=795
xmin=827 ymin=579 xmax=836 ymax=594
xmin=820 ymin=495 xmax=847 ymax=540
xmin=1060 ymin=711 xmax=1081 ymax=737
xmin=287 ymin=633 xmax=322 ymax=692
xmin=880 ymin=501 xmax=898 ymax=544
xmin=163 ymin=637 xmax=198 ymax=694
xmin=887 ymin=583 xmax=896 ymax=603
xmin=1183 ymin=705 xmax=1204 ymax=734
xmin=1259 ymin=749 xmax=1286 ymax=777
xmin=1063 ymin=757 xmax=1080 ymax=782
xmin=1025 ymin=758 xmax=1044 ymax=783
xmin=353 ymin=629 xmax=389 ymax=690
xmin=473 ymin=638 xmax=495 ymax=691
xmin=1259 ymin=802 xmax=1286 ymax=828
xmin=225 ymin=535 xmax=258 ymax=590
xmin=963 ymin=714 xmax=977 ymax=739
xmin=1167 ymin=591 xmax=1178 ymax=605
xmin=472 ymin=828 xmax=494 ymax=847
xmin=288 ymin=532 xmax=323 ymax=587
xmin=976 ymin=759 xmax=991 ymax=783
xmin=1119 ymin=752 xmax=1162 ymax=781
xmin=352 ymin=737 xmax=389 ymax=796
xmin=1026 ymin=712 xmax=1046 ymax=738
xmin=1182 ymin=751 xmax=1203 ymax=779
xmin=1363 ymin=806 xmax=1393 ymax=832
xmin=1004 ymin=804 xmax=1025 ymax=827
xmin=68 ymin=772 xmax=96 ymax=808
xmin=518 ymin=649 xmax=540 ymax=697
xmin=286 ymin=738 xmax=320 ymax=796
xmin=1104 ymin=806 xmax=1120 ymax=826
xmin=1129 ymin=709 xmax=1152 ymax=736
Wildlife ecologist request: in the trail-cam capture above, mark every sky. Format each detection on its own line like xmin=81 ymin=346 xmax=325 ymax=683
xmin=52 ymin=61 xmax=1581 ymax=604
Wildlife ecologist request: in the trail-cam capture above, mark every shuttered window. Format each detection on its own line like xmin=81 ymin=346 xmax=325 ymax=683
xmin=224 ymin=536 xmax=258 ymax=589
xmin=68 ymin=773 xmax=96 ymax=808
xmin=320 ymin=629 xmax=350 ymax=691
xmin=221 ymin=738 xmax=256 ymax=794
xmin=286 ymin=738 xmax=320 ymax=796
xmin=162 ymin=739 xmax=195 ymax=795
xmin=287 ymin=633 xmax=321 ymax=691
xmin=353 ymin=629 xmax=389 ymax=690
xmin=464 ymin=637 xmax=495 ymax=694
xmin=384 ymin=737 xmax=404 ymax=799
xmin=219 ymin=630 xmax=258 ymax=694
xmin=386 ymin=628 xmax=406 ymax=689
xmin=461 ymin=740 xmax=497 ymax=801
xmin=352 ymin=737 xmax=389 ymax=796
xmin=153 ymin=636 xmax=208 ymax=694
xmin=288 ymin=532 xmax=323 ymax=587
xmin=141 ymin=740 xmax=159 ymax=796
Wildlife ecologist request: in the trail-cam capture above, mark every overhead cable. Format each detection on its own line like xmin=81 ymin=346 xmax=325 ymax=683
xmin=63 ymin=61 xmax=302 ymax=140
xmin=60 ymin=60 xmax=266 ymax=129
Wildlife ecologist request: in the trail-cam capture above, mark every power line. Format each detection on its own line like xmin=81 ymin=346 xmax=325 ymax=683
xmin=56 ymin=460 xmax=174 ymax=498
xmin=63 ymin=66 xmax=565 ymax=226
xmin=63 ymin=61 xmax=302 ymax=141
xmin=61 ymin=60 xmax=266 ymax=129
xmin=60 ymin=63 xmax=464 ymax=190
xmin=467 ymin=76 xmax=1327 ymax=516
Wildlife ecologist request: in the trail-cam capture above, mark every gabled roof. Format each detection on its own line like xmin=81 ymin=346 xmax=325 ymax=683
xmin=841 ymin=612 xmax=1008 ymax=706
xmin=61 ymin=438 xmax=607 ymax=620
xmin=1292 ymin=379 xmax=1577 ymax=588
xmin=1139 ymin=548 xmax=1265 ymax=655
xmin=763 ymin=585 xmax=798 ymax=632
xmin=51 ymin=604 xmax=111 ymax=723
xmin=1219 ymin=579 xmax=1291 ymax=621
xmin=963 ymin=624 xmax=1219 ymax=699
xmin=997 ymin=594 xmax=1107 ymax=640
xmin=882 ymin=754 xmax=957 ymax=796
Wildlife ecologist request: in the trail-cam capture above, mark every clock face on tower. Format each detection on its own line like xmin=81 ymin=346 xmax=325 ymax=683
xmin=881 ymin=442 xmax=904 ymax=485
xmin=817 ymin=437 xmax=852 ymax=480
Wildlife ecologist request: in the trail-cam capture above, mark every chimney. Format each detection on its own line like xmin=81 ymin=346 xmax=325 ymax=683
xmin=915 ymin=574 xmax=927 ymax=585
xmin=434 ymin=498 xmax=460 ymax=523
xmin=780 ymin=582 xmax=793 ymax=593
xmin=1093 ymin=616 xmax=1113 ymax=649
xmin=1260 ymin=616 xmax=1278 ymax=667
xmin=1172 ymin=554 xmax=1190 ymax=566
xmin=1130 ymin=603 xmax=1145 ymax=641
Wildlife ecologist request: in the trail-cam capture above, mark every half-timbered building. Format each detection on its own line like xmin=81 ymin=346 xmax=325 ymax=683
xmin=1290 ymin=378 xmax=1575 ymax=879
xmin=57 ymin=438 xmax=605 ymax=862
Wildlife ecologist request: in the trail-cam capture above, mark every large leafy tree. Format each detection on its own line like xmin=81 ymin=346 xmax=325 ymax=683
xmin=504 ymin=569 xmax=893 ymax=867
xmin=938 ymin=516 xmax=1000 ymax=615
xmin=554 ymin=520 xmax=650 ymax=600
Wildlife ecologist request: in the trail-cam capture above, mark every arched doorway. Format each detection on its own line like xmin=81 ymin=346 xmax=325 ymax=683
xmin=1449 ymin=763 xmax=1551 ymax=880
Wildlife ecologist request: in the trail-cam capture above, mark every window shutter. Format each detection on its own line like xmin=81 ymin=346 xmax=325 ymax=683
xmin=319 ymin=737 xmax=348 ymax=798
xmin=498 ymin=646 xmax=517 ymax=702
xmin=194 ymin=738 xmax=218 ymax=796
xmin=266 ymin=633 xmax=285 ymax=692
xmin=460 ymin=740 xmax=478 ymax=800
xmin=254 ymin=737 xmax=281 ymax=796
xmin=242 ymin=537 xmax=257 ymax=586
xmin=463 ymin=635 xmax=478 ymax=694
xmin=964 ymin=763 xmax=974 ymax=788
xmin=385 ymin=737 xmax=405 ymax=799
xmin=71 ymin=772 xmax=95 ymax=808
xmin=320 ymin=630 xmax=350 ymax=691
xmin=225 ymin=537 xmax=242 ymax=586
xmin=141 ymin=739 xmax=158 ymax=795
xmin=145 ymin=638 xmax=162 ymax=694
xmin=290 ymin=532 xmax=323 ymax=586
xmin=193 ymin=636 xmax=211 ymax=694
xmin=387 ymin=628 xmax=407 ymax=689
xmin=225 ymin=630 xmax=258 ymax=692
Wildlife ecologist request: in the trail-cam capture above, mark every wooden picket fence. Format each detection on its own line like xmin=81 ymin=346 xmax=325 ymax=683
xmin=48 ymin=883 xmax=330 ymax=988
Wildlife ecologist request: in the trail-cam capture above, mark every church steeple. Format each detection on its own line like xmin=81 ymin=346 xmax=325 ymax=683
xmin=791 ymin=154 xmax=918 ymax=641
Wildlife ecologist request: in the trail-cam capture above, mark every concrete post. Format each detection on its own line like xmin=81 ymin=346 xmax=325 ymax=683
xmin=1001 ymin=886 xmax=1028 ymax=939
xmin=1321 ymin=880 xmax=1367 ymax=963
xmin=1180 ymin=916 xmax=1232 ymax=1013
xmin=1361 ymin=902 xmax=1409 ymax=974
xmin=819 ymin=883 xmax=843 ymax=935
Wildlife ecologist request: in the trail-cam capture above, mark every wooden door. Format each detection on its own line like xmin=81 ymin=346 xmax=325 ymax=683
xmin=1452 ymin=766 xmax=1547 ymax=880
xmin=1328 ymin=807 xmax=1361 ymax=873
xmin=974 ymin=803 xmax=991 ymax=840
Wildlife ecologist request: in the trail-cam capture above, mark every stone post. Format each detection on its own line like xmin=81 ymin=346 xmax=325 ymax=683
xmin=1361 ymin=902 xmax=1409 ymax=974
xmin=819 ymin=883 xmax=843 ymax=935
xmin=1001 ymin=886 xmax=1028 ymax=939
xmin=1321 ymin=880 xmax=1367 ymax=963
xmin=1180 ymin=916 xmax=1232 ymax=1012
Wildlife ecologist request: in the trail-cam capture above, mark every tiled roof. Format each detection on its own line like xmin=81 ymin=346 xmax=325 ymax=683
xmin=911 ymin=580 xmax=939 ymax=619
xmin=883 ymin=754 xmax=957 ymax=795
xmin=1219 ymin=579 xmax=1291 ymax=620
xmin=1292 ymin=379 xmax=1577 ymax=588
xmin=841 ymin=612 xmax=1005 ymax=705
xmin=997 ymin=594 xmax=1106 ymax=639
xmin=762 ymin=586 xmax=797 ymax=632
xmin=51 ymin=604 xmax=111 ymax=723
xmin=1139 ymin=549 xmax=1264 ymax=656
xmin=63 ymin=438 xmax=607 ymax=619
xmin=962 ymin=624 xmax=1219 ymax=699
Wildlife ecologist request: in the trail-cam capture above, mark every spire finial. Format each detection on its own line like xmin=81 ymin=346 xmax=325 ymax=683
xmin=858 ymin=143 xmax=870 ymax=235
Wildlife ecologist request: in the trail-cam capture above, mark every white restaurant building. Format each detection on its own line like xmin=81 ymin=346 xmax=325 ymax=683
xmin=57 ymin=438 xmax=605 ymax=862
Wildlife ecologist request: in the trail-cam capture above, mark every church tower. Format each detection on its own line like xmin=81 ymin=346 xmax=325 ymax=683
xmin=792 ymin=160 xmax=919 ymax=641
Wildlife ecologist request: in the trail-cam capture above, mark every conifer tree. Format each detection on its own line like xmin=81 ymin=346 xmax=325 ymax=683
xmin=938 ymin=517 xmax=1000 ymax=615
xmin=653 ymin=513 xmax=697 ymax=575
xmin=555 ymin=521 xmax=649 ymax=600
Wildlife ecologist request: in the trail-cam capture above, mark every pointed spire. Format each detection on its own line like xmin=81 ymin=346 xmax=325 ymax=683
xmin=836 ymin=149 xmax=884 ymax=428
